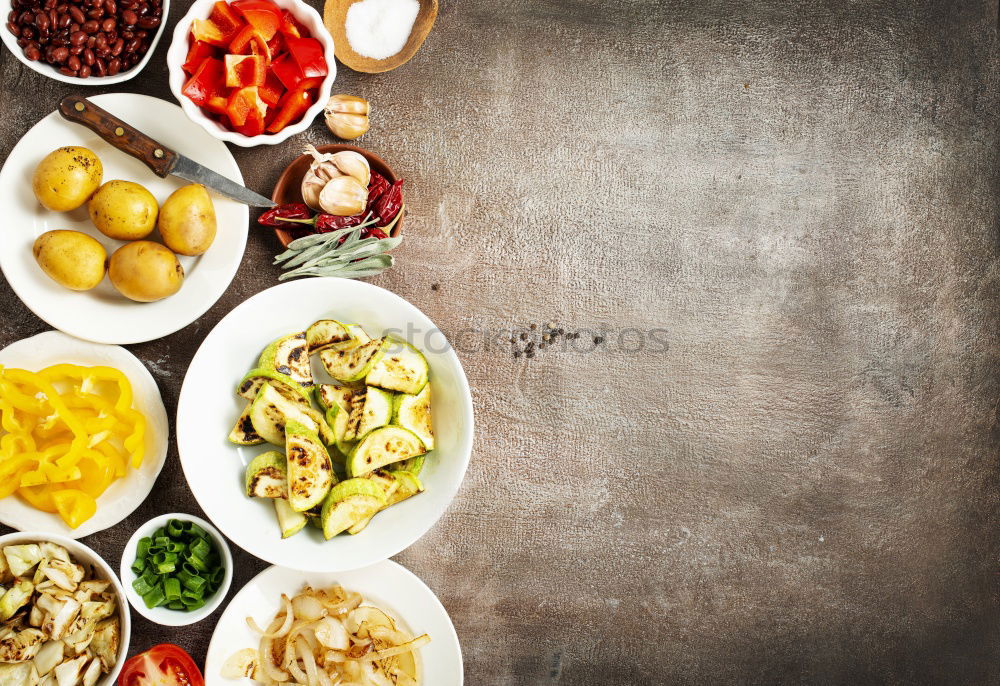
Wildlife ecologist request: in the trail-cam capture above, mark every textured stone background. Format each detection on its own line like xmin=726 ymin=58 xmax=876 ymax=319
xmin=1 ymin=0 xmax=999 ymax=683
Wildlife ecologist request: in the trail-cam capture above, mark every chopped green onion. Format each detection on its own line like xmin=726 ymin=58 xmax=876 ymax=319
xmin=130 ymin=518 xmax=225 ymax=614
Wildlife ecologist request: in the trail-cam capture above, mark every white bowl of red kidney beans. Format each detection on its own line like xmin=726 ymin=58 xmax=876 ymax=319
xmin=1 ymin=0 xmax=167 ymax=83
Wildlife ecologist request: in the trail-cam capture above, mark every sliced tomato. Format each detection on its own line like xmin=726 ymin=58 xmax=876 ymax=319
xmin=229 ymin=24 xmax=271 ymax=61
xmin=208 ymin=0 xmax=244 ymax=35
xmin=190 ymin=18 xmax=232 ymax=47
xmin=119 ymin=645 xmax=204 ymax=686
xmin=285 ymin=36 xmax=327 ymax=78
xmin=227 ymin=85 xmax=268 ymax=128
xmin=224 ymin=53 xmax=266 ymax=88
xmin=181 ymin=57 xmax=225 ymax=106
xmin=266 ymin=86 xmax=313 ymax=133
xmin=259 ymin=70 xmax=285 ymax=106
xmin=232 ymin=0 xmax=281 ymax=40
xmin=182 ymin=40 xmax=216 ymax=74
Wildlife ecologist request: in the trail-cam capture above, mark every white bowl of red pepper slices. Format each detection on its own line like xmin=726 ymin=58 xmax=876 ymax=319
xmin=264 ymin=143 xmax=405 ymax=248
xmin=165 ymin=0 xmax=335 ymax=147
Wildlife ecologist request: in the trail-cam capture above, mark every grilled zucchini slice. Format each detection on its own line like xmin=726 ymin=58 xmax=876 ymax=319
xmin=285 ymin=420 xmax=335 ymax=512
xmin=366 ymin=339 xmax=429 ymax=395
xmin=319 ymin=337 xmax=390 ymax=383
xmin=346 ymin=426 xmax=425 ymax=477
xmin=392 ymin=384 xmax=433 ymax=450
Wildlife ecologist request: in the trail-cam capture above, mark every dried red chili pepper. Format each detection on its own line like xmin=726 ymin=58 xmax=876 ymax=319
xmin=367 ymin=171 xmax=390 ymax=204
xmin=258 ymin=202 xmax=311 ymax=226
xmin=315 ymin=213 xmax=366 ymax=233
xmin=360 ymin=227 xmax=388 ymax=240
xmin=373 ymin=179 xmax=403 ymax=224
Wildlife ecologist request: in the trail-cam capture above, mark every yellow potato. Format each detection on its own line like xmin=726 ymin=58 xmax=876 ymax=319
xmin=108 ymin=241 xmax=184 ymax=302
xmin=158 ymin=184 xmax=217 ymax=256
xmin=32 ymin=146 xmax=103 ymax=212
xmin=88 ymin=180 xmax=159 ymax=241
xmin=32 ymin=230 xmax=107 ymax=291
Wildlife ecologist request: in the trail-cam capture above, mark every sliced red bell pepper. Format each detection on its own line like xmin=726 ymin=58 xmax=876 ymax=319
xmin=296 ymin=76 xmax=324 ymax=90
xmin=182 ymin=57 xmax=225 ymax=106
xmin=234 ymin=109 xmax=266 ymax=136
xmin=226 ymin=85 xmax=268 ymax=128
xmin=266 ymin=87 xmax=313 ymax=133
xmin=231 ymin=0 xmax=281 ymax=40
xmin=229 ymin=24 xmax=271 ymax=61
xmin=204 ymin=95 xmax=229 ymax=116
xmin=224 ymin=53 xmax=266 ymax=88
xmin=285 ymin=36 xmax=327 ymax=78
xmin=190 ymin=18 xmax=232 ymax=47
xmin=183 ymin=40 xmax=216 ymax=74
xmin=278 ymin=10 xmax=303 ymax=38
xmin=270 ymin=53 xmax=303 ymax=90
xmin=259 ymin=70 xmax=285 ymax=107
xmin=208 ymin=1 xmax=244 ymax=35
xmin=267 ymin=31 xmax=286 ymax=56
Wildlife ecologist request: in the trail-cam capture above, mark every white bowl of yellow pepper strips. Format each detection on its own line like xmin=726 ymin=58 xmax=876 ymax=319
xmin=120 ymin=513 xmax=232 ymax=627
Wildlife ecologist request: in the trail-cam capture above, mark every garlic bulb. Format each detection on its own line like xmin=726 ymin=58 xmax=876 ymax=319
xmin=329 ymin=151 xmax=370 ymax=188
xmin=301 ymin=144 xmax=346 ymax=210
xmin=319 ymin=176 xmax=367 ymax=216
xmin=325 ymin=94 xmax=370 ymax=140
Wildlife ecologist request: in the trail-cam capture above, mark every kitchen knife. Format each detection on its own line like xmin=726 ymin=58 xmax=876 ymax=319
xmin=58 ymin=95 xmax=275 ymax=208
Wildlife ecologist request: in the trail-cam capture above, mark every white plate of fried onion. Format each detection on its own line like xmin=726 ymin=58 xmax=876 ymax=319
xmin=205 ymin=561 xmax=462 ymax=686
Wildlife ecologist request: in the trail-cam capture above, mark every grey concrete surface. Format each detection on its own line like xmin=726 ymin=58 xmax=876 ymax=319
xmin=1 ymin=0 xmax=999 ymax=683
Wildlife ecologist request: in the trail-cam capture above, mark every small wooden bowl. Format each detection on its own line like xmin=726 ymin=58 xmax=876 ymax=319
xmin=271 ymin=144 xmax=403 ymax=248
xmin=323 ymin=0 xmax=437 ymax=73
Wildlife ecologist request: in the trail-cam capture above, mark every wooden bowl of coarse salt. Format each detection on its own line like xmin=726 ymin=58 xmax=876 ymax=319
xmin=324 ymin=0 xmax=437 ymax=73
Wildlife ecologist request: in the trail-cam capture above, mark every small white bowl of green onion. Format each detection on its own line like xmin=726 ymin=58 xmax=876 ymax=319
xmin=120 ymin=513 xmax=233 ymax=626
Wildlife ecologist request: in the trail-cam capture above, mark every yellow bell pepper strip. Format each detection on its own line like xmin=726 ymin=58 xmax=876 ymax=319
xmin=2 ymin=368 xmax=88 ymax=463
xmin=51 ymin=489 xmax=97 ymax=529
xmin=0 ymin=454 xmax=41 ymax=499
xmin=94 ymin=441 xmax=129 ymax=479
xmin=17 ymin=484 xmax=57 ymax=513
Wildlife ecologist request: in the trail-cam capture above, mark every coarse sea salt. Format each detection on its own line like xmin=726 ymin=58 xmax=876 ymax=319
xmin=345 ymin=0 xmax=420 ymax=60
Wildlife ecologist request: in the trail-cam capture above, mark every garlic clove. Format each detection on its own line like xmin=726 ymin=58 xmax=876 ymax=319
xmin=330 ymin=151 xmax=370 ymax=188
xmin=327 ymin=94 xmax=369 ymax=115
xmin=318 ymin=176 xmax=368 ymax=216
xmin=325 ymin=95 xmax=370 ymax=140
xmin=326 ymin=112 xmax=370 ymax=140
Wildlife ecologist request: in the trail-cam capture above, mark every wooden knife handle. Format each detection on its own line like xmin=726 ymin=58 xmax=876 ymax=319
xmin=58 ymin=95 xmax=178 ymax=177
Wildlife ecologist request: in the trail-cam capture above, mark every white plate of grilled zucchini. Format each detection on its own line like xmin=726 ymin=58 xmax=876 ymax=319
xmin=176 ymin=278 xmax=474 ymax=572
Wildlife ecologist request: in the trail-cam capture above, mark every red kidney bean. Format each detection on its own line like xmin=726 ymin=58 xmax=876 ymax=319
xmin=82 ymin=19 xmax=97 ymax=32
xmin=69 ymin=29 xmax=85 ymax=44
xmin=24 ymin=43 xmax=41 ymax=59
xmin=69 ymin=44 xmax=82 ymax=54
xmin=82 ymin=46 xmax=93 ymax=63
xmin=57 ymin=13 xmax=70 ymax=28
xmin=106 ymin=56 xmax=119 ymax=74
xmin=20 ymin=25 xmax=33 ymax=38
xmin=68 ymin=5 xmax=84 ymax=22
xmin=121 ymin=8 xmax=136 ymax=24
xmin=67 ymin=54 xmax=79 ymax=69
xmin=93 ymin=32 xmax=106 ymax=48
xmin=34 ymin=11 xmax=49 ymax=29
xmin=93 ymin=56 xmax=105 ymax=74
xmin=110 ymin=37 xmax=121 ymax=54
xmin=78 ymin=63 xmax=90 ymax=77
xmin=86 ymin=7 xmax=102 ymax=18
xmin=136 ymin=14 xmax=156 ymax=28
xmin=50 ymin=45 xmax=67 ymax=61
xmin=58 ymin=65 xmax=76 ymax=75
xmin=100 ymin=17 xmax=113 ymax=31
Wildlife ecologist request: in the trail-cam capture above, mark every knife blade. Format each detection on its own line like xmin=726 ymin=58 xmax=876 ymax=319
xmin=58 ymin=95 xmax=275 ymax=208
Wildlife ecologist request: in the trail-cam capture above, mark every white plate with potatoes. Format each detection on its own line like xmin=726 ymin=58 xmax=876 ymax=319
xmin=0 ymin=93 xmax=249 ymax=345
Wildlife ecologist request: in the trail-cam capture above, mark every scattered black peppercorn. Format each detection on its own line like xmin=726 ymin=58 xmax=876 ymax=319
xmin=594 ymin=335 xmax=604 ymax=344
xmin=520 ymin=333 xmax=528 ymax=341
xmin=530 ymin=324 xmax=537 ymax=330
xmin=526 ymin=351 xmax=535 ymax=359
xmin=514 ymin=351 xmax=521 ymax=358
